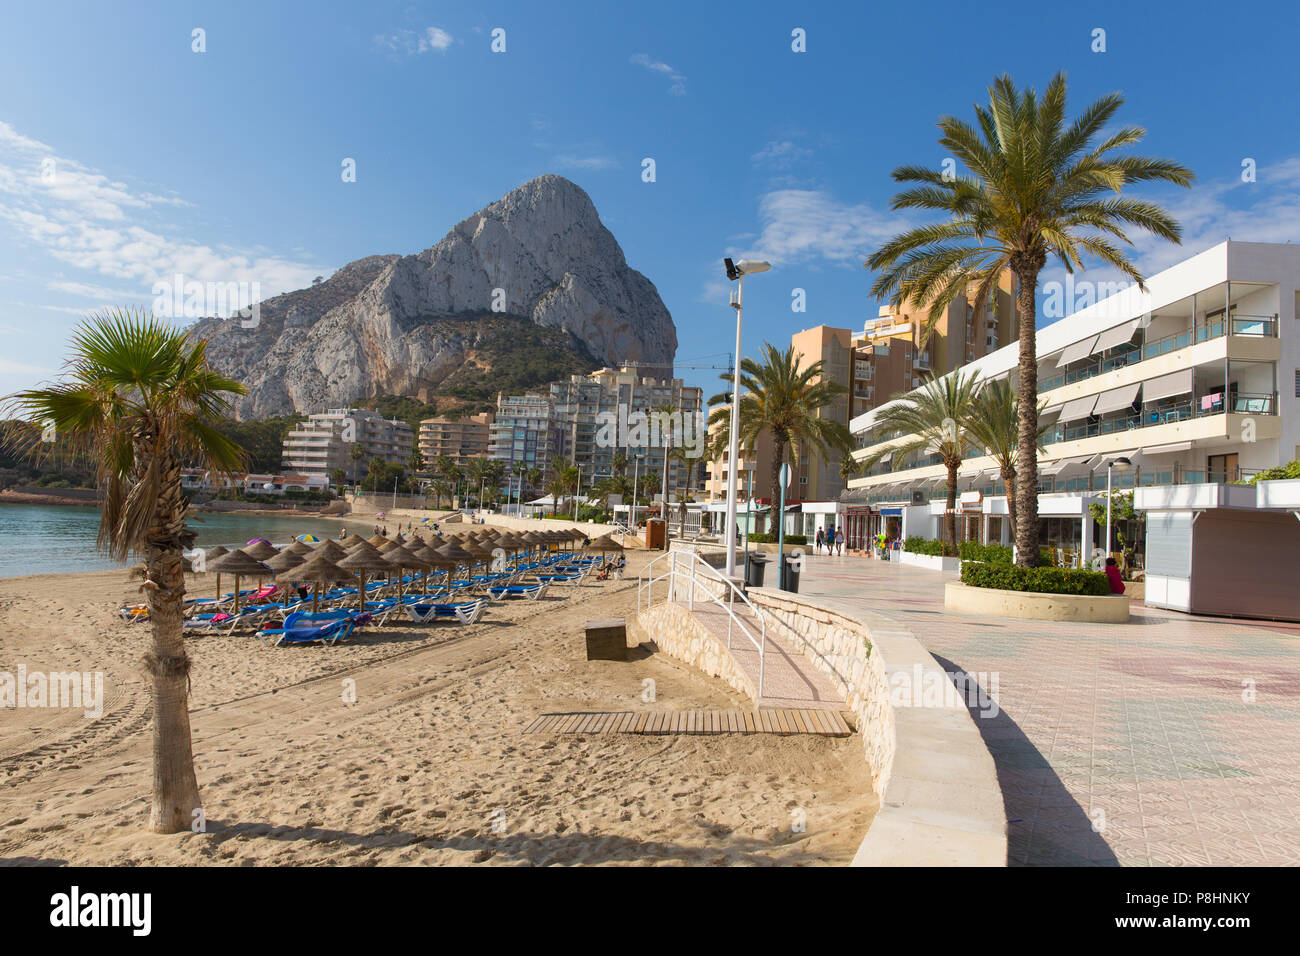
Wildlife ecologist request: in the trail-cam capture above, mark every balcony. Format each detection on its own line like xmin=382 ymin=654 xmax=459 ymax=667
xmin=1039 ymin=313 xmax=1276 ymax=394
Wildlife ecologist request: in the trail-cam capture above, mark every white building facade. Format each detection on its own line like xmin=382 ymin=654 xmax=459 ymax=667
xmin=845 ymin=241 xmax=1298 ymax=565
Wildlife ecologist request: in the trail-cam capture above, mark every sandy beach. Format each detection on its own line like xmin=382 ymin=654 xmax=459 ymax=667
xmin=0 ymin=551 xmax=873 ymax=866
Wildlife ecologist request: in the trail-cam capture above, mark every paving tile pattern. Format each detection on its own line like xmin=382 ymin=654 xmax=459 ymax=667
xmin=796 ymin=554 xmax=1300 ymax=867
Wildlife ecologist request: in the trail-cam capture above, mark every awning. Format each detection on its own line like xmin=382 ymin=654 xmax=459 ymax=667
xmin=1140 ymin=441 xmax=1193 ymax=455
xmin=1092 ymin=382 xmax=1142 ymax=416
xmin=1057 ymin=394 xmax=1099 ymax=422
xmin=1142 ymin=369 xmax=1193 ymax=403
xmin=1039 ymin=454 xmax=1093 ymax=476
xmin=1055 ymin=335 xmax=1100 ymax=368
xmin=1091 ymin=319 xmax=1140 ymax=354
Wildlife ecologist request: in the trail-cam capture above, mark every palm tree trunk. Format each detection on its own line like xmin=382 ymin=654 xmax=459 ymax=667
xmin=769 ymin=440 xmax=786 ymax=535
xmin=144 ymin=457 xmax=202 ymax=833
xmin=1003 ymin=468 xmax=1018 ymax=541
xmin=1013 ymin=264 xmax=1043 ymax=567
xmin=945 ymin=460 xmax=959 ymax=554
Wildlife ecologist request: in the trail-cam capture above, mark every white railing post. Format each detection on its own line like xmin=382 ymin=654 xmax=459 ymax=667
xmin=689 ymin=554 xmax=697 ymax=611
xmin=727 ymin=582 xmax=734 ymax=648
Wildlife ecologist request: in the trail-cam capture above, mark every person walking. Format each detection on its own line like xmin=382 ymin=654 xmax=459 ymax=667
xmin=815 ymin=527 xmax=825 ymax=554
xmin=835 ymin=528 xmax=844 ymax=556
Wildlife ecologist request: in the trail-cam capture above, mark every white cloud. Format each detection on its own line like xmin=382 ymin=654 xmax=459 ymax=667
xmin=0 ymin=120 xmax=326 ymax=309
xmin=736 ymin=189 xmax=907 ymax=267
xmin=751 ymin=140 xmax=812 ymax=169
xmin=373 ymin=26 xmax=456 ymax=59
xmin=630 ymin=54 xmax=686 ymax=96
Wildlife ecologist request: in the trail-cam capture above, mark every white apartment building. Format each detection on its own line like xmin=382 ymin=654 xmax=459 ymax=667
xmin=281 ymin=408 xmax=414 ymax=481
xmin=845 ymin=241 xmax=1298 ymax=564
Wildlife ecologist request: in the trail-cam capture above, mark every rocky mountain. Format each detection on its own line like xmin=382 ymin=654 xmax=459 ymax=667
xmin=187 ymin=175 xmax=678 ymax=419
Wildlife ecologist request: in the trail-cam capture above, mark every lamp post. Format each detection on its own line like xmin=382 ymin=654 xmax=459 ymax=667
xmin=630 ymin=455 xmax=640 ymax=530
xmin=573 ymin=463 xmax=583 ymax=520
xmin=1105 ymin=456 xmax=1132 ymax=561
xmin=722 ymin=257 xmax=771 ymax=578
xmin=777 ymin=462 xmax=791 ymax=588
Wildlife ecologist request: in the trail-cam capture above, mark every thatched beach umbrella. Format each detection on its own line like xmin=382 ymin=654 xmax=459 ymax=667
xmin=336 ymin=544 xmax=393 ymax=609
xmin=376 ymin=537 xmax=402 ymax=554
xmin=382 ymin=544 xmax=432 ymax=603
xmin=242 ymin=539 xmax=279 ymax=560
xmin=314 ymin=539 xmax=350 ymax=561
xmin=412 ymin=544 xmax=454 ymax=593
xmin=436 ymin=541 xmax=477 ymax=584
xmin=277 ymin=552 xmax=357 ymax=612
xmin=201 ymin=546 xmax=230 ymax=600
xmin=263 ymin=550 xmax=306 ymax=606
xmin=285 ymin=540 xmax=314 ymax=556
xmin=367 ymin=533 xmax=389 ymax=548
xmin=207 ymin=549 xmax=271 ymax=612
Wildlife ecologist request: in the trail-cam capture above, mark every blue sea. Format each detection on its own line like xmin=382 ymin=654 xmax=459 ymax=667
xmin=0 ymin=503 xmax=355 ymax=578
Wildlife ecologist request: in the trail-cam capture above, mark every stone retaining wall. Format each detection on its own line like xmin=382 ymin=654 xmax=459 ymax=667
xmin=746 ymin=589 xmax=894 ymax=797
xmin=631 ymin=603 xmax=756 ymax=700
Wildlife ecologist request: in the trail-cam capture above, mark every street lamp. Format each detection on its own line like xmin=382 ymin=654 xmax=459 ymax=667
xmin=722 ymin=257 xmax=771 ymax=578
xmin=1104 ymin=456 xmax=1132 ymax=561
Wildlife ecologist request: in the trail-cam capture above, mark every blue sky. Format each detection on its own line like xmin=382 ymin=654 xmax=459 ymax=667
xmin=3 ymin=0 xmax=1299 ymax=402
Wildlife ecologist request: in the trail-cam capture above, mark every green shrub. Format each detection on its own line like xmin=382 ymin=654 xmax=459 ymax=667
xmin=748 ymin=533 xmax=807 ymax=545
xmin=903 ymin=536 xmax=957 ymax=557
xmin=960 ymin=562 xmax=1109 ymax=595
xmin=959 ymin=541 xmax=1012 ymax=564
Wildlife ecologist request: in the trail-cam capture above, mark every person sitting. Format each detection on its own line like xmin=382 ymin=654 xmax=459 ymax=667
xmin=1104 ymin=557 xmax=1126 ymax=594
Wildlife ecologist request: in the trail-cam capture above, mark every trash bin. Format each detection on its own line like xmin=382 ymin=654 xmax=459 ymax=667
xmin=780 ymin=554 xmax=801 ymax=593
xmin=745 ymin=553 xmax=769 ymax=588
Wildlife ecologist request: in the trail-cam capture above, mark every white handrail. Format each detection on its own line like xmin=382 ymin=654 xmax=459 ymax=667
xmin=637 ymin=547 xmax=767 ymax=696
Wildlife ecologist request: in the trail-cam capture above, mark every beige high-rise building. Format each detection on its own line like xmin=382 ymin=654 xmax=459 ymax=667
xmin=790 ymin=325 xmax=853 ymax=501
xmin=281 ymin=408 xmax=414 ymax=481
xmin=418 ymin=412 xmax=493 ymax=468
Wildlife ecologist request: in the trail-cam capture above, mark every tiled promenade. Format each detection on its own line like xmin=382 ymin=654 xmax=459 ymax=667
xmin=797 ymin=553 xmax=1300 ymax=866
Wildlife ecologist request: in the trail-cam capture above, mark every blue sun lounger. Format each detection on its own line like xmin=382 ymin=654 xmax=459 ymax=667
xmin=486 ymin=582 xmax=549 ymax=601
xmin=257 ymin=610 xmax=372 ymax=647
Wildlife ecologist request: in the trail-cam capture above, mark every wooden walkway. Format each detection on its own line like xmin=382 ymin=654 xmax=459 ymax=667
xmin=522 ymin=709 xmax=853 ymax=736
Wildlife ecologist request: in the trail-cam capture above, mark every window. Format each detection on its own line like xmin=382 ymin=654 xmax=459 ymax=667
xmin=1295 ymin=368 xmax=1300 ymax=398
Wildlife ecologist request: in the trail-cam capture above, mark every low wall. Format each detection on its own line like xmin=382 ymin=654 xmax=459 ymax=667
xmin=747 ymin=588 xmax=894 ymax=797
xmin=945 ymin=581 xmax=1130 ymax=623
xmin=750 ymin=588 xmax=1006 ymax=866
xmin=632 ymin=603 xmax=757 ymax=701
xmin=899 ymin=551 xmax=961 ymax=573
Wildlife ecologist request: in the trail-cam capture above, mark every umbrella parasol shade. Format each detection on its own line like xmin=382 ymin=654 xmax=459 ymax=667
xmin=241 ymin=540 xmax=280 ymax=561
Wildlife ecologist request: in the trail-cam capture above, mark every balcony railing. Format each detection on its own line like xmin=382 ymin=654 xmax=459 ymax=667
xmin=1038 ymin=313 xmax=1277 ymax=394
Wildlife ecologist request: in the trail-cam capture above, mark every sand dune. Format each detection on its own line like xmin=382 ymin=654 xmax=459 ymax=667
xmin=0 ymin=553 xmax=873 ymax=865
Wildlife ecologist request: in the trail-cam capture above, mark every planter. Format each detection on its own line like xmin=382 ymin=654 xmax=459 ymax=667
xmin=899 ymin=551 xmax=961 ymax=573
xmin=944 ymin=581 xmax=1130 ymax=623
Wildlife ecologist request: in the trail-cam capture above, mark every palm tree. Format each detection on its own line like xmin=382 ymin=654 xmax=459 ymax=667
xmin=407 ymin=447 xmax=424 ymax=476
xmin=2 ymin=311 xmax=245 ymax=832
xmin=707 ymin=343 xmax=853 ymax=531
xmin=963 ymin=378 xmax=1051 ymax=541
xmin=611 ymin=451 xmax=628 ymax=476
xmin=865 ymin=72 xmax=1192 ymax=566
xmin=349 ymin=442 xmax=365 ymax=483
xmin=526 ymin=465 xmax=543 ymax=502
xmin=861 ymin=370 xmax=982 ymax=551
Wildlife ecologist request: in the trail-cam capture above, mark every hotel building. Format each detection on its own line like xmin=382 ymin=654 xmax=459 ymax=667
xmin=844 ymin=241 xmax=1296 ymax=563
xmin=417 ymin=412 xmax=494 ymax=468
xmin=280 ymin=408 xmax=414 ymax=481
